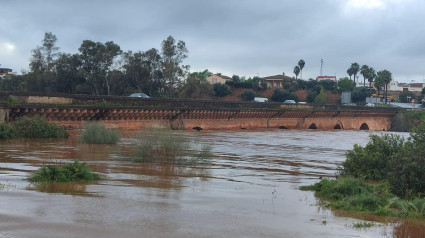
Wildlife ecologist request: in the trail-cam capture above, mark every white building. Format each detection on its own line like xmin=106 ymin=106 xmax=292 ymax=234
xmin=388 ymin=81 xmax=425 ymax=92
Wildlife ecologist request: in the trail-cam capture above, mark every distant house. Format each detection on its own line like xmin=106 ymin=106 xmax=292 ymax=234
xmin=206 ymin=74 xmax=232 ymax=84
xmin=0 ymin=68 xmax=14 ymax=79
xmin=388 ymin=80 xmax=425 ymax=92
xmin=264 ymin=74 xmax=285 ymax=89
xmin=316 ymin=75 xmax=337 ymax=83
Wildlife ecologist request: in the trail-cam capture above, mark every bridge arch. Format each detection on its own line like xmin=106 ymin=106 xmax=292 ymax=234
xmin=192 ymin=126 xmax=203 ymax=131
xmin=309 ymin=123 xmax=317 ymax=129
xmin=334 ymin=120 xmax=343 ymax=130
xmin=360 ymin=123 xmax=369 ymax=130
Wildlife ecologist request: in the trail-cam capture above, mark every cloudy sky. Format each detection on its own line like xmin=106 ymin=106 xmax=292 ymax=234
xmin=1 ymin=0 xmax=424 ymax=83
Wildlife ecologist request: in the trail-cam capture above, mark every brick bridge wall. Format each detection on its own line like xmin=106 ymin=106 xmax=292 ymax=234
xmin=0 ymin=92 xmax=397 ymax=131
xmin=2 ymin=105 xmax=395 ymax=131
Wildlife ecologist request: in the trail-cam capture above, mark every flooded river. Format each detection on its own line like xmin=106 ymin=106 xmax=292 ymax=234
xmin=0 ymin=129 xmax=424 ymax=237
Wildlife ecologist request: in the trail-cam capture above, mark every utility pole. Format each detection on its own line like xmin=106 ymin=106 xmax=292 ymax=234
xmin=320 ymin=59 xmax=323 ymax=76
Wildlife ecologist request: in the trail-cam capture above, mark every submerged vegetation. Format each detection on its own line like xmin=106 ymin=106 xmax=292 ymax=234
xmin=78 ymin=121 xmax=120 ymax=144
xmin=28 ymin=161 xmax=102 ymax=183
xmin=129 ymin=127 xmax=212 ymax=165
xmin=301 ymin=122 xmax=425 ymax=219
xmin=0 ymin=116 xmax=69 ymax=139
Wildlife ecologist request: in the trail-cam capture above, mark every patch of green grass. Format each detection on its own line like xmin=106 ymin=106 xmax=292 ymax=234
xmin=301 ymin=176 xmax=425 ymax=220
xmin=28 ymin=161 xmax=102 ymax=183
xmin=78 ymin=121 xmax=120 ymax=144
xmin=130 ymin=127 xmax=212 ymax=165
xmin=0 ymin=116 xmax=69 ymax=139
xmin=12 ymin=116 xmax=69 ymax=139
xmin=353 ymin=221 xmax=375 ymax=228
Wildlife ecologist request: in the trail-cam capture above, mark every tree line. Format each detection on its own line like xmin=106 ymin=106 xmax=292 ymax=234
xmin=1 ymin=32 xmax=188 ymax=98
xmin=346 ymin=62 xmax=393 ymax=103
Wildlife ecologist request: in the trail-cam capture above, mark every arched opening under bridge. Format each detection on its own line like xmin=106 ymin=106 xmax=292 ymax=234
xmin=360 ymin=123 xmax=369 ymax=130
xmin=309 ymin=123 xmax=317 ymax=129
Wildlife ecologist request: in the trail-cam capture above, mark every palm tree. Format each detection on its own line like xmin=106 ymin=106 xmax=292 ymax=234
xmin=294 ymin=66 xmax=300 ymax=79
xmin=350 ymin=63 xmax=360 ymax=83
xmin=367 ymin=67 xmax=376 ymax=97
xmin=360 ymin=65 xmax=369 ymax=86
xmin=347 ymin=68 xmax=354 ymax=81
xmin=377 ymin=70 xmax=392 ymax=104
xmin=298 ymin=59 xmax=305 ymax=80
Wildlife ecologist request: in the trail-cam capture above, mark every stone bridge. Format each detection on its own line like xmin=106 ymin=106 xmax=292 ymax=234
xmin=0 ymin=104 xmax=396 ymax=131
xmin=0 ymin=92 xmax=398 ymax=131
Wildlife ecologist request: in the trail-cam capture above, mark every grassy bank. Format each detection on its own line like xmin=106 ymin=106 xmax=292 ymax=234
xmin=301 ymin=122 xmax=425 ymax=219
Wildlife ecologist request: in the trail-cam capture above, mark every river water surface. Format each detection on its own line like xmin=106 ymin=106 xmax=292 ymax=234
xmin=1 ymin=129 xmax=424 ymax=238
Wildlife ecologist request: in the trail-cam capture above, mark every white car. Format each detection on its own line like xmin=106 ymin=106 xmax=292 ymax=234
xmin=283 ymin=100 xmax=296 ymax=104
xmin=365 ymin=103 xmax=374 ymax=107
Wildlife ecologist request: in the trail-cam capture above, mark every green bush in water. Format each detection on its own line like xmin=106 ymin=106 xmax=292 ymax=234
xmin=0 ymin=123 xmax=16 ymax=139
xmin=0 ymin=116 xmax=68 ymax=139
xmin=131 ymin=127 xmax=212 ymax=165
xmin=28 ymin=161 xmax=102 ymax=183
xmin=78 ymin=121 xmax=120 ymax=144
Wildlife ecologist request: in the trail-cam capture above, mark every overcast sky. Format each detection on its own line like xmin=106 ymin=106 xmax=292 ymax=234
xmin=1 ymin=0 xmax=424 ymax=83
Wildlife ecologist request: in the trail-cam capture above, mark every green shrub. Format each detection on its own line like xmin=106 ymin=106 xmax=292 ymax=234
xmin=130 ymin=128 xmax=212 ymax=165
xmin=28 ymin=161 xmax=102 ymax=183
xmin=78 ymin=121 xmax=120 ymax=144
xmin=340 ymin=133 xmax=405 ymax=180
xmin=213 ymin=83 xmax=231 ymax=97
xmin=0 ymin=116 xmax=69 ymax=139
xmin=0 ymin=123 xmax=16 ymax=139
xmin=12 ymin=116 xmax=69 ymax=139
xmin=240 ymin=89 xmax=256 ymax=101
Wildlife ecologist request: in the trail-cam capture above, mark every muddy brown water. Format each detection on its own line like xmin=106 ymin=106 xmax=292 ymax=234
xmin=0 ymin=129 xmax=423 ymax=238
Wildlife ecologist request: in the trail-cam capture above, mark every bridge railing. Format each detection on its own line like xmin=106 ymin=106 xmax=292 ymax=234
xmin=0 ymin=91 xmax=399 ymax=113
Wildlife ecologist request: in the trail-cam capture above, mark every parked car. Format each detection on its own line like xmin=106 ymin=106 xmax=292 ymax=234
xmin=129 ymin=93 xmax=150 ymax=98
xmin=365 ymin=103 xmax=374 ymax=107
xmin=283 ymin=100 xmax=296 ymax=104
xmin=254 ymin=97 xmax=269 ymax=102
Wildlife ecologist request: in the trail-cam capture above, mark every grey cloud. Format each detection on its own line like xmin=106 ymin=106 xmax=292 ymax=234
xmin=1 ymin=0 xmax=425 ymax=82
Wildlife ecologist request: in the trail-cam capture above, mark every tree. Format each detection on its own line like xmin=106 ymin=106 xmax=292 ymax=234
xmin=293 ymin=66 xmax=300 ymax=79
xmin=360 ymin=65 xmax=369 ymax=86
xmin=161 ymin=35 xmax=189 ymax=97
xmin=338 ymin=77 xmax=355 ymax=92
xmin=314 ymin=86 xmax=327 ymax=104
xmin=54 ymin=53 xmax=84 ymax=93
xmin=376 ymin=70 xmax=392 ymax=104
xmin=232 ymin=75 xmax=241 ymax=83
xmin=271 ymin=89 xmax=299 ymax=102
xmin=213 ymin=83 xmax=231 ymax=97
xmin=366 ymin=67 xmax=376 ymax=97
xmin=78 ymin=40 xmax=122 ymax=95
xmin=399 ymin=91 xmax=417 ymax=103
xmin=122 ymin=48 xmax=163 ymax=97
xmin=42 ymin=32 xmax=60 ymax=72
xmin=240 ymin=89 xmax=256 ymax=101
xmin=178 ymin=70 xmax=212 ymax=99
xmin=298 ymin=59 xmax=305 ymax=80
xmin=347 ymin=67 xmax=354 ymax=81
xmin=350 ymin=63 xmax=360 ymax=83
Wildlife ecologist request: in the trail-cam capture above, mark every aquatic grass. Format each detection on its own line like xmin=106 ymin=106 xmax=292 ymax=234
xmin=28 ymin=161 xmax=102 ymax=183
xmin=301 ymin=176 xmax=425 ymax=220
xmin=353 ymin=221 xmax=375 ymax=228
xmin=0 ymin=116 xmax=69 ymax=139
xmin=130 ymin=127 xmax=212 ymax=165
xmin=78 ymin=121 xmax=120 ymax=144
